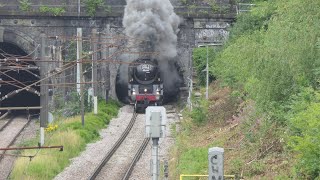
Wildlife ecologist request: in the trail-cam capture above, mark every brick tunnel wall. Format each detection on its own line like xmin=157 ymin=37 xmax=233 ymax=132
xmin=0 ymin=0 xmax=235 ymax=101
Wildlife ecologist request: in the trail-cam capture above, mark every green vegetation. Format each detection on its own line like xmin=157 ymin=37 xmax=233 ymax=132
xmin=172 ymin=0 xmax=320 ymax=179
xmin=39 ymin=6 xmax=66 ymax=16
xmin=190 ymin=96 xmax=208 ymax=125
xmin=287 ymin=89 xmax=320 ymax=178
xmin=214 ymin=0 xmax=320 ymax=116
xmin=10 ymin=100 xmax=120 ymax=179
xmin=192 ymin=47 xmax=216 ymax=86
xmin=84 ymin=0 xmax=110 ymax=17
xmin=187 ymin=4 xmax=198 ymax=15
xmin=180 ymin=0 xmax=231 ymax=16
xmin=19 ymin=0 xmax=32 ymax=12
xmin=178 ymin=147 xmax=208 ymax=174
xmin=207 ymin=0 xmax=219 ymax=12
xmin=52 ymin=90 xmax=93 ymax=117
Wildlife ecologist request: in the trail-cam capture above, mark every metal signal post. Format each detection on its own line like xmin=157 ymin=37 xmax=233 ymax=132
xmin=145 ymin=106 xmax=167 ymax=180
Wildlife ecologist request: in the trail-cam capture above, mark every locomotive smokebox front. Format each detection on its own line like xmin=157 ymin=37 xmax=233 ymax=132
xmin=115 ymin=41 xmax=183 ymax=108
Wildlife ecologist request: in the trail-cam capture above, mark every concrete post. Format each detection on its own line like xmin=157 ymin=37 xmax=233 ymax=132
xmin=76 ymin=28 xmax=82 ymax=94
xmin=208 ymin=147 xmax=224 ymax=180
xmin=57 ymin=39 xmax=65 ymax=99
xmin=91 ymin=28 xmax=98 ymax=114
xmin=77 ymin=28 xmax=85 ymax=126
xmin=206 ymin=45 xmax=209 ymax=100
xmin=101 ymin=28 xmax=110 ymax=101
xmin=40 ymin=33 xmax=48 ymax=146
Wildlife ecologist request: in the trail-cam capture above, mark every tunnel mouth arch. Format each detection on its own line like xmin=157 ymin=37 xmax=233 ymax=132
xmin=0 ymin=42 xmax=40 ymax=115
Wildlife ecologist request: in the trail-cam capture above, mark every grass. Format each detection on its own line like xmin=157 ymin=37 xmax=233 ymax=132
xmin=10 ymin=99 xmax=120 ymax=180
xmin=169 ymin=84 xmax=294 ymax=179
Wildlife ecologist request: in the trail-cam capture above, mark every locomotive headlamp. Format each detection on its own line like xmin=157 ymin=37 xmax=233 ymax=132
xmin=132 ymin=88 xmax=136 ymax=95
xmin=156 ymin=88 xmax=160 ymax=95
xmin=144 ymin=88 xmax=147 ymax=92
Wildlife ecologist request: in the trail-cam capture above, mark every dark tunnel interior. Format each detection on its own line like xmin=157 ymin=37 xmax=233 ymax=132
xmin=0 ymin=42 xmax=40 ymax=115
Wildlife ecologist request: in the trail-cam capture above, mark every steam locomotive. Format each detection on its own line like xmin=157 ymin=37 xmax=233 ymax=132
xmin=128 ymin=58 xmax=163 ymax=111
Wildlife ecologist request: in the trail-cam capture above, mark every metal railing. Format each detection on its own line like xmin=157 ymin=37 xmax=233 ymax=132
xmin=236 ymin=3 xmax=256 ymax=14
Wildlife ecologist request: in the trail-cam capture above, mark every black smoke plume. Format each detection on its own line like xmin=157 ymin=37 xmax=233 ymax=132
xmin=123 ymin=0 xmax=181 ymax=60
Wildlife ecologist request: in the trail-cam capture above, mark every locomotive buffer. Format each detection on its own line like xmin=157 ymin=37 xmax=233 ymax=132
xmin=145 ymin=106 xmax=167 ymax=180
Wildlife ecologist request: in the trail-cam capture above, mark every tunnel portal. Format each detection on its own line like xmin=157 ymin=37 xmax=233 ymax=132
xmin=0 ymin=42 xmax=40 ymax=115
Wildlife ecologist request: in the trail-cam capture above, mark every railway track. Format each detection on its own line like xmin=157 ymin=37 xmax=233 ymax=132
xmin=89 ymin=110 xmax=151 ymax=180
xmin=0 ymin=114 xmax=33 ymax=178
xmin=0 ymin=115 xmax=32 ymax=163
xmin=0 ymin=116 xmax=14 ymax=132
xmin=121 ymin=137 xmax=150 ymax=180
xmin=54 ymin=105 xmax=177 ymax=180
xmin=89 ymin=112 xmax=139 ymax=180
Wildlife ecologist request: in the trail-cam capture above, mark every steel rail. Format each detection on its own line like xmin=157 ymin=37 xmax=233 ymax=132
xmin=88 ymin=112 xmax=138 ymax=180
xmin=0 ymin=111 xmax=10 ymax=120
xmin=0 ymin=116 xmax=14 ymax=132
xmin=121 ymin=137 xmax=150 ymax=180
xmin=0 ymin=115 xmax=32 ymax=163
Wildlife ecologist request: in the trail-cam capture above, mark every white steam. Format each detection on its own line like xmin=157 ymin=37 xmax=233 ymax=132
xmin=123 ymin=0 xmax=181 ymax=59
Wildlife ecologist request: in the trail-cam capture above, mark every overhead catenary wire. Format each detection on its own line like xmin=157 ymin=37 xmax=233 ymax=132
xmin=0 ymin=44 xmax=40 ymax=59
xmin=0 ymin=34 xmax=154 ymax=91
xmin=0 ymin=43 xmax=158 ymax=105
xmin=46 ymin=33 xmax=149 ymax=43
xmin=0 ymin=32 xmax=110 ymax=172
xmin=1 ymin=33 xmax=125 ymax=99
xmin=0 ymin=33 xmax=125 ymax=162
xmin=0 ymin=32 xmax=159 ymax=177
xmin=2 ymin=53 xmax=155 ymax=100
xmin=0 ymin=71 xmax=39 ymax=95
xmin=0 ymin=33 xmax=158 ymax=98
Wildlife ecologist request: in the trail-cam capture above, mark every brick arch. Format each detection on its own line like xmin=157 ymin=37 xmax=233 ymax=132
xmin=0 ymin=27 xmax=38 ymax=62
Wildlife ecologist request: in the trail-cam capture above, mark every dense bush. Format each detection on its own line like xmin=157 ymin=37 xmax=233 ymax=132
xmin=287 ymin=89 xmax=320 ymax=178
xmin=84 ymin=0 xmax=110 ymax=17
xmin=176 ymin=0 xmax=320 ymax=178
xmin=210 ymin=0 xmax=320 ymax=178
xmin=39 ymin=6 xmax=65 ymax=16
xmin=213 ymin=0 xmax=320 ymax=120
xmin=190 ymin=96 xmax=208 ymax=125
xmin=19 ymin=0 xmax=32 ymax=11
xmin=192 ymin=47 xmax=216 ymax=86
xmin=228 ymin=0 xmax=277 ymax=41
